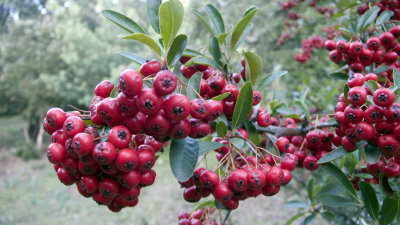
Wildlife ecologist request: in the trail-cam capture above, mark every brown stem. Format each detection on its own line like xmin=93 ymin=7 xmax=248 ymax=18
xmin=255 ymin=122 xmax=338 ymax=137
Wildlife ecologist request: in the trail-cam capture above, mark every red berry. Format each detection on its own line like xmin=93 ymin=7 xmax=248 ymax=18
xmin=189 ymin=119 xmax=211 ymax=138
xmin=227 ymin=169 xmax=248 ymax=191
xmin=199 ymin=170 xmax=220 ymax=188
xmin=204 ymin=100 xmax=223 ymax=121
xmin=213 ymin=182 xmax=233 ymax=202
xmin=262 ymin=184 xmax=280 ymax=196
xmin=95 ymin=80 xmax=114 ymax=98
xmin=208 ymin=75 xmax=226 ymax=91
xmin=164 ymin=94 xmax=190 ymax=121
xmin=119 ymin=186 xmax=140 ymax=201
xmin=349 ymin=41 xmax=364 ymax=55
xmin=57 ymin=167 xmax=75 ymax=185
xmin=266 ymin=166 xmax=283 ymax=186
xmin=324 ymin=40 xmax=336 ymax=51
xmin=183 ymin=186 xmax=201 ymax=202
xmin=366 ymin=37 xmax=381 ymax=51
xmin=137 ymin=148 xmax=156 ymax=171
xmin=140 ymin=60 xmax=161 ymax=76
xmin=108 ymin=125 xmax=131 ymax=149
xmin=51 ymin=129 xmax=68 ymax=146
xmin=385 ymin=103 xmax=400 ymax=122
xmin=122 ymin=112 xmax=146 ymax=134
xmin=336 ymin=41 xmax=349 ymax=53
xmin=355 ymin=122 xmax=375 ymax=140
xmin=373 ymin=88 xmax=395 ymax=107
xmin=46 ymin=108 xmax=67 ymax=130
xmin=168 ymin=119 xmax=191 ymax=139
xmin=303 ymin=155 xmax=319 ymax=170
xmin=247 ymin=169 xmax=267 ymax=190
xmin=99 ymin=179 xmax=120 ymax=199
xmin=116 ymin=170 xmax=140 ymax=188
xmin=190 ymin=98 xmax=209 ymax=119
xmin=144 ymin=111 xmax=171 ymax=137
xmin=80 ymin=175 xmax=99 ymax=193
xmin=221 ymin=84 xmax=239 ymax=102
xmin=384 ymin=51 xmax=398 ymax=65
xmin=116 ymin=92 xmax=138 ymax=116
xmin=378 ymin=135 xmax=400 ymax=157
xmin=116 ymin=148 xmax=139 ymax=172
xmin=140 ymin=169 xmax=156 ymax=186
xmin=329 ymin=50 xmax=342 ymax=63
xmin=47 ymin=143 xmax=66 ymax=164
xmin=344 ymin=105 xmax=364 ymax=124
xmin=72 ymin=133 xmax=94 ymax=157
xmin=253 ymin=90 xmax=262 ymax=105
xmin=180 ymin=65 xmax=197 ymax=79
xmin=97 ymin=98 xmax=121 ymax=124
xmin=222 ymin=198 xmax=239 ymax=210
xmin=92 ymin=142 xmax=117 ymax=165
xmin=118 ymin=69 xmax=143 ymax=97
xmin=63 ymin=116 xmax=85 ymax=138
xmin=136 ymin=88 xmax=163 ymax=115
xmin=153 ymin=70 xmax=177 ymax=96
xmin=347 ymin=86 xmax=367 ymax=106
xmin=379 ymin=32 xmax=395 ymax=47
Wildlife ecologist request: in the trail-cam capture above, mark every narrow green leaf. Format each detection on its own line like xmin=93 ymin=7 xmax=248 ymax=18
xmin=194 ymin=200 xmax=215 ymax=210
xmin=121 ymin=33 xmax=162 ymax=57
xmin=167 ymin=34 xmax=187 ymax=67
xmin=147 ymin=0 xmax=162 ymax=33
xmin=293 ymin=100 xmax=310 ymax=118
xmin=230 ymin=137 xmax=246 ymax=149
xmin=321 ymin=212 xmax=335 ymax=222
xmin=192 ymin=8 xmax=214 ymax=35
xmin=380 ymin=193 xmax=399 ymax=225
xmin=205 ymin=4 xmax=225 ymax=35
xmin=232 ymin=82 xmax=253 ymax=129
xmin=185 ymin=57 xmax=221 ymax=69
xmin=284 ymin=213 xmax=306 ymax=225
xmin=359 ymin=181 xmax=379 ymax=221
xmin=217 ymin=28 xmax=232 ymax=45
xmin=216 ymin=121 xmax=228 ymax=138
xmin=159 ymin=0 xmax=184 ymax=50
xmin=211 ymin=92 xmax=230 ymax=101
xmin=208 ymin=37 xmax=222 ymax=66
xmin=102 ymin=10 xmax=146 ymax=34
xmin=257 ymin=71 xmax=288 ymax=90
xmin=169 ymin=137 xmax=199 ymax=182
xmin=244 ymin=120 xmax=260 ymax=146
xmin=365 ymin=144 xmax=381 ymax=164
xmin=318 ymin=147 xmax=347 ymax=164
xmin=116 ymin=51 xmax=147 ymax=64
xmin=319 ymin=195 xmax=360 ymax=207
xmin=187 ymin=72 xmax=203 ymax=101
xmin=276 ymin=107 xmax=299 ymax=118
xmin=243 ymin=51 xmax=263 ymax=85
xmin=330 ymin=72 xmax=348 ymax=80
xmin=109 ymin=86 xmax=118 ymax=98
xmin=379 ymin=174 xmax=395 ymax=197
xmin=198 ymin=141 xmax=225 ymax=155
xmin=284 ymin=201 xmax=309 ymax=208
xmin=367 ymin=80 xmax=379 ymax=94
xmin=307 ymin=179 xmax=315 ymax=204
xmin=230 ymin=7 xmax=257 ymax=51
xmin=374 ymin=65 xmax=390 ymax=74
xmin=344 ymin=84 xmax=350 ymax=105
xmin=322 ymin=162 xmax=358 ymax=200
xmin=376 ymin=10 xmax=395 ymax=25
xmin=300 ymin=214 xmax=316 ymax=225
xmin=182 ymin=49 xmax=203 ymax=57
xmin=354 ymin=173 xmax=374 ymax=179
xmin=234 ymin=23 xmax=253 ymax=50
xmin=357 ymin=6 xmax=380 ymax=33
xmin=394 ymin=69 xmax=400 ymax=87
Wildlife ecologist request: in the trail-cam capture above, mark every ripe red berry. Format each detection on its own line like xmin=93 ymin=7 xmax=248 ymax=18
xmin=164 ymin=94 xmax=190 ymax=121
xmin=384 ymin=51 xmax=398 ymax=65
xmin=349 ymin=41 xmax=364 ymax=55
xmin=373 ymin=88 xmax=395 ymax=107
xmin=329 ymin=50 xmax=342 ymax=63
xmin=257 ymin=112 xmax=272 ymax=127
xmin=116 ymin=170 xmax=140 ymax=188
xmin=347 ymin=86 xmax=367 ymax=106
xmin=51 ymin=129 xmax=68 ymax=146
xmin=389 ymin=26 xmax=400 ymax=38
xmin=72 ymin=133 xmax=94 ymax=157
xmin=140 ymin=169 xmax=156 ymax=186
xmin=281 ymin=169 xmax=292 ymax=185
xmin=281 ymin=153 xmax=298 ymax=171
xmin=136 ymin=88 xmax=163 ymax=116
xmin=378 ymin=135 xmax=400 ymax=157
xmin=204 ymin=100 xmax=223 ymax=121
xmin=122 ymin=112 xmax=146 ymax=134
xmin=115 ymin=148 xmax=139 ymax=172
xmin=384 ymin=162 xmax=400 ymax=177
xmin=379 ymin=32 xmax=395 ymax=47
xmin=247 ymin=169 xmax=267 ymax=190
xmin=232 ymin=73 xmax=241 ymax=83
xmin=99 ymin=179 xmax=120 ymax=199
xmin=153 ymin=70 xmax=177 ymax=96
xmin=95 ymin=80 xmax=114 ymax=98
xmin=350 ymin=62 xmax=364 ymax=73
xmin=276 ymin=137 xmax=290 ymax=153
xmin=183 ymin=186 xmax=201 ymax=202
xmin=208 ymin=75 xmax=226 ymax=91
xmin=199 ymin=170 xmax=220 ymax=188
xmin=144 ymin=111 xmax=171 ymax=137
xmin=190 ymin=98 xmax=209 ymax=119
xmin=140 ymin=60 xmax=161 ymax=77
xmin=108 ymin=125 xmax=131 ymax=149
xmin=97 ymin=98 xmax=121 ymax=124
xmin=385 ymin=103 xmax=400 ymax=122
xmin=253 ymin=90 xmax=262 ymax=105
xmin=344 ymin=105 xmax=364 ymax=124
xmin=190 ymin=119 xmax=211 ymax=138
xmin=213 ymin=182 xmax=233 ymax=202
xmin=355 ymin=122 xmax=374 ymax=140
xmin=221 ymin=84 xmax=239 ymax=102
xmin=116 ymin=92 xmax=138 ymax=116
xmin=168 ymin=119 xmax=191 ymax=139
xmin=118 ymin=69 xmax=143 ymax=97
xmin=324 ymin=40 xmax=336 ymax=51
xmin=366 ymin=37 xmax=381 ymax=51
xmin=336 ymin=40 xmax=349 ymax=53
xmin=222 ymin=198 xmax=239 ymax=210
xmin=47 ymin=143 xmax=66 ymax=164
xmin=227 ymin=169 xmax=248 ymax=191
xmin=46 ymin=108 xmax=67 ymax=130
xmin=119 ymin=186 xmax=140 ymax=201
xmin=56 ymin=167 xmax=76 ymax=185
xmin=303 ymin=155 xmax=319 ymax=170
xmin=266 ymin=166 xmax=283 ymax=186
xmin=63 ymin=116 xmax=85 ymax=138
xmin=80 ymin=175 xmax=99 ymax=193
xmin=92 ymin=142 xmax=117 ymax=165
xmin=180 ymin=65 xmax=197 ymax=79
xmin=262 ymin=184 xmax=280 ymax=196
xmin=137 ymin=148 xmax=156 ymax=171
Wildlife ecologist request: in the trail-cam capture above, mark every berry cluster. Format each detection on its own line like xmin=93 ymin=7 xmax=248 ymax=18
xmin=333 ymin=71 xmax=400 ymax=184
xmin=178 ymin=208 xmax=224 ymax=225
xmin=44 ymin=107 xmax=161 ymax=212
xmin=326 ymin=26 xmax=400 ymax=73
xmin=358 ymin=1 xmax=400 ymax=20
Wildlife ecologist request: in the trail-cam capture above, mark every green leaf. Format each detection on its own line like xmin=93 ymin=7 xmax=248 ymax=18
xmin=374 ymin=65 xmax=390 ymax=74
xmin=234 ymin=23 xmax=253 ymax=50
xmin=276 ymin=107 xmax=299 ymax=118
xmin=232 ymin=82 xmax=253 ymax=129
xmin=344 ymin=84 xmax=350 ymax=106
xmin=84 ymin=119 xmax=93 ymax=126
xmin=284 ymin=213 xmax=306 ymax=225
xmin=365 ymin=144 xmax=381 ymax=164
xmin=214 ymin=200 xmax=226 ymax=209
xmin=317 ymin=147 xmax=347 ymax=164
xmin=216 ymin=121 xmax=228 ymax=138
xmin=217 ymin=28 xmax=233 ymax=45
xmin=109 ymin=86 xmax=118 ymax=98
xmin=319 ymin=195 xmax=360 ymax=207
xmin=244 ymin=120 xmax=260 ymax=146
xmin=354 ymin=173 xmax=373 ymax=179
xmin=208 ymin=37 xmax=222 ymax=66
xmin=169 ymin=137 xmax=199 ymax=182
xmin=376 ymin=10 xmax=395 ymax=25
xmin=101 ymin=10 xmax=146 ymax=34
xmin=379 ymin=193 xmax=399 ymax=225
xmin=394 ymin=69 xmax=400 ymax=87
xmin=243 ymin=51 xmax=263 ymax=85
xmin=300 ymin=214 xmax=316 ymax=225
xmin=379 ymin=174 xmax=395 ymax=197
xmin=211 ymin=92 xmax=230 ymax=101
xmin=147 ymin=0 xmax=162 ymax=33
xmin=330 ymin=72 xmax=348 ymax=80
xmin=205 ymin=4 xmax=225 ymax=35
xmin=257 ymin=71 xmax=288 ymax=90
xmin=230 ymin=7 xmax=258 ymax=51
xmin=121 ymin=33 xmax=162 ymax=57
xmin=230 ymin=137 xmax=246 ymax=150
xmin=367 ymin=80 xmax=379 ymax=94
xmin=357 ymin=6 xmax=380 ymax=33
xmin=194 ymin=200 xmax=215 ymax=211
xmin=167 ymin=34 xmax=187 ymax=68
xmin=307 ymin=179 xmax=315 ymax=204
xmin=159 ymin=0 xmax=184 ymax=50
xmin=182 ymin=49 xmax=203 ymax=57
xmin=359 ymin=181 xmax=379 ymax=221
xmin=116 ymin=51 xmax=147 ymax=64
xmin=187 ymin=72 xmax=203 ymax=101
xmin=321 ymin=212 xmax=335 ymax=222
xmin=293 ymin=100 xmax=310 ymax=118
xmin=198 ymin=141 xmax=225 ymax=155
xmin=192 ymin=8 xmax=214 ymax=35
xmin=284 ymin=201 xmax=309 ymax=208
xmin=322 ymin=162 xmax=358 ymax=200
xmin=185 ymin=57 xmax=221 ymax=69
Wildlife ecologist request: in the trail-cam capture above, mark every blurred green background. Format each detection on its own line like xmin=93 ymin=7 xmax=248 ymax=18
xmin=0 ymin=0 xmax=339 ymax=224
